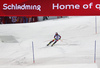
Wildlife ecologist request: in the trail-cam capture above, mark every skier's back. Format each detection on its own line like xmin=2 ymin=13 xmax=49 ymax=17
xmin=47 ymin=32 xmax=61 ymax=46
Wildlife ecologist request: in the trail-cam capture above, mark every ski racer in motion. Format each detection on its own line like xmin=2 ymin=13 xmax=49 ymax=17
xmin=47 ymin=32 xmax=61 ymax=46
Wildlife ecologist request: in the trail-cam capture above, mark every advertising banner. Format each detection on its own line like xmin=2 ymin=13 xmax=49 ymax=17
xmin=0 ymin=0 xmax=100 ymax=16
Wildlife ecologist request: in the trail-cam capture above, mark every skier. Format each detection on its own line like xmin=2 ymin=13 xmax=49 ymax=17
xmin=47 ymin=32 xmax=61 ymax=46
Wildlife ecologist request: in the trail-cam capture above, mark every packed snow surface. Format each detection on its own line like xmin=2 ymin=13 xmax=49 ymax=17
xmin=0 ymin=16 xmax=99 ymax=68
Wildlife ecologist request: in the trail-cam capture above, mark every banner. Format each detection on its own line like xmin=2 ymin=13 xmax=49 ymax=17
xmin=0 ymin=0 xmax=100 ymax=16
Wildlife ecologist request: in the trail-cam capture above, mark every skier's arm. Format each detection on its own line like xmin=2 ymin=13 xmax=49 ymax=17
xmin=54 ymin=35 xmax=56 ymax=38
xmin=59 ymin=35 xmax=61 ymax=40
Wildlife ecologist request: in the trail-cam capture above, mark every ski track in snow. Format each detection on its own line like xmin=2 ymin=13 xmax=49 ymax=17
xmin=0 ymin=16 xmax=100 ymax=68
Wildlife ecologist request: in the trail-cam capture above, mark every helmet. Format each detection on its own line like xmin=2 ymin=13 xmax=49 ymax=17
xmin=55 ymin=32 xmax=58 ymax=35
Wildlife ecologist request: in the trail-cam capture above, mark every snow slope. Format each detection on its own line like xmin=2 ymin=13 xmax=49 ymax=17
xmin=0 ymin=16 xmax=99 ymax=68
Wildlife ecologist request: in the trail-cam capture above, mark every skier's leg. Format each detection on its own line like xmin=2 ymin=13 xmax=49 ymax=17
xmin=47 ymin=40 xmax=54 ymax=46
xmin=51 ymin=40 xmax=57 ymax=46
